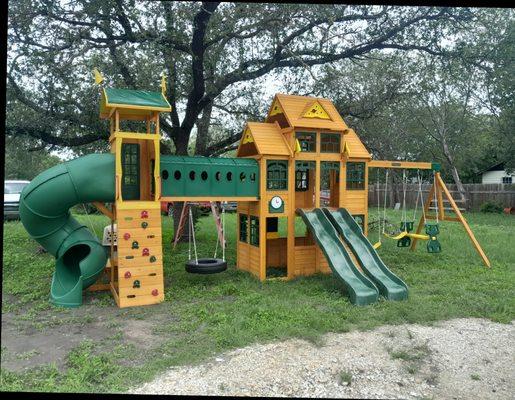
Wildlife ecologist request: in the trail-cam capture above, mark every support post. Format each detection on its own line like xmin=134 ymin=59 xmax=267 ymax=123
xmin=436 ymin=173 xmax=491 ymax=268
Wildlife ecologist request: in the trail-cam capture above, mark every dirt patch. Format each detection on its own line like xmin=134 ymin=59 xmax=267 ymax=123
xmin=1 ymin=296 xmax=172 ymax=372
xmin=130 ymin=318 xmax=515 ymax=399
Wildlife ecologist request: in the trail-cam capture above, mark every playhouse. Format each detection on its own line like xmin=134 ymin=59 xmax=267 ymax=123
xmin=18 ymin=75 xmax=490 ymax=309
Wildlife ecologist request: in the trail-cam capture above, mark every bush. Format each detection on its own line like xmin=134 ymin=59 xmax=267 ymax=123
xmin=480 ymin=200 xmax=504 ymax=213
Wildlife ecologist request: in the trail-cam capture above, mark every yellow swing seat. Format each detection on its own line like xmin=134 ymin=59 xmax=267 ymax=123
xmin=407 ymin=233 xmax=430 ymax=240
xmin=383 ymin=231 xmax=409 ymax=240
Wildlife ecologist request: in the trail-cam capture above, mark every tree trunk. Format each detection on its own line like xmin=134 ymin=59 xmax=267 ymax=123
xmin=195 ymin=100 xmax=213 ymax=155
xmin=441 ymin=137 xmax=467 ymax=202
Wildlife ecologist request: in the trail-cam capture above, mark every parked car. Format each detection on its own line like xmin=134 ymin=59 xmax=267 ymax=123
xmin=4 ymin=180 xmax=30 ymax=220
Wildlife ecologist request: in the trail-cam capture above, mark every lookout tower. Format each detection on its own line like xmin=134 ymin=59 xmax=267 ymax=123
xmin=100 ymin=83 xmax=171 ymax=307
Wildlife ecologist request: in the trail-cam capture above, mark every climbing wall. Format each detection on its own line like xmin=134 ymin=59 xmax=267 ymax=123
xmin=112 ymin=202 xmax=164 ymax=307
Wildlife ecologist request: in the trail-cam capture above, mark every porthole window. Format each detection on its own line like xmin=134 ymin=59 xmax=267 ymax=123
xmin=189 ymin=171 xmax=196 ymax=180
xmin=227 ymin=172 xmax=233 ymax=181
xmin=215 ymin=171 xmax=221 ymax=181
xmin=162 ymin=170 xmax=169 ymax=180
xmin=174 ymin=171 xmax=181 ymax=180
xmin=240 ymin=172 xmax=246 ymax=182
xmin=201 ymin=171 xmax=208 ymax=181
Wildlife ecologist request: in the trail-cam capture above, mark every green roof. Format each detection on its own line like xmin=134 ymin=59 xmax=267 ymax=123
xmin=161 ymin=155 xmax=258 ymax=167
xmin=104 ymin=88 xmax=171 ymax=110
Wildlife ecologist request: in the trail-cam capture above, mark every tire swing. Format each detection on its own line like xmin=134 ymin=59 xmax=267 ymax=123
xmin=185 ymin=205 xmax=227 ymax=274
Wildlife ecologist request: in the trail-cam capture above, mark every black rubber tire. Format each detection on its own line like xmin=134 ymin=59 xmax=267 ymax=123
xmin=185 ymin=258 xmax=227 ymax=274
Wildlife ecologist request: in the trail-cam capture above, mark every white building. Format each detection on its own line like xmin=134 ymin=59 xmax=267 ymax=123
xmin=480 ymin=162 xmax=513 ymax=184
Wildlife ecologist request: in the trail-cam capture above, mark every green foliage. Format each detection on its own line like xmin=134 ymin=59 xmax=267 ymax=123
xmin=4 ymin=135 xmax=62 ymax=180
xmin=480 ymin=201 xmax=504 ymax=214
xmin=1 ymin=210 xmax=514 ymax=393
xmin=339 ymin=370 xmax=352 ymax=385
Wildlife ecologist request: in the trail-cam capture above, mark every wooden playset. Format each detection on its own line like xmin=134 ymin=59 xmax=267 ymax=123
xmin=18 ymin=76 xmax=491 ymax=308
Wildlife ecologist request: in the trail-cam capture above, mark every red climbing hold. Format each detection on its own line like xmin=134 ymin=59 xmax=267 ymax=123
xmin=151 ymin=289 xmax=158 ymax=296
xmin=142 ymin=248 xmax=149 ymax=256
xmin=124 ymin=271 xmax=131 ymax=279
xmin=123 ymin=232 xmax=131 ymax=240
xmin=141 ymin=210 xmax=149 ymax=218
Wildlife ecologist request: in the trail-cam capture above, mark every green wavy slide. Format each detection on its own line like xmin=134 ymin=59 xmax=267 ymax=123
xmin=297 ymin=208 xmax=379 ymax=305
xmin=19 ymin=154 xmax=115 ymax=307
xmin=323 ymin=208 xmax=408 ymax=301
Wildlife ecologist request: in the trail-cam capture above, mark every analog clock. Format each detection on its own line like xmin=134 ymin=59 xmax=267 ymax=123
xmin=270 ymin=196 xmax=283 ymax=210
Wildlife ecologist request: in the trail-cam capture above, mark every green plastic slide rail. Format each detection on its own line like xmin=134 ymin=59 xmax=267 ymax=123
xmin=19 ymin=154 xmax=116 ymax=308
xmin=323 ymin=208 xmax=408 ymax=301
xmin=296 ymin=208 xmax=379 ymax=305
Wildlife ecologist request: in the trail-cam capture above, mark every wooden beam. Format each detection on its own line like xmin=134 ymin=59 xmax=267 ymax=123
xmin=368 ymin=160 xmax=434 ymax=170
xmin=92 ymin=201 xmax=114 ymax=220
xmin=410 ymin=181 xmax=436 ymax=251
xmin=160 ymin=196 xmax=259 ymax=202
xmin=436 ymin=173 xmax=491 ymax=268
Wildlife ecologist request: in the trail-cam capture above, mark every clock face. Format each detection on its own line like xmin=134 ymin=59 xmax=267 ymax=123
xmin=270 ymin=196 xmax=283 ymax=210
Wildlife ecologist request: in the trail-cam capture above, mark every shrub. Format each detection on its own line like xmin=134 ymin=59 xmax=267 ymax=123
xmin=480 ymin=200 xmax=504 ymax=213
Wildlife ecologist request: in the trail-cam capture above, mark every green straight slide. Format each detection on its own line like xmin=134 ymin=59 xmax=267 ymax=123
xmin=323 ymin=208 xmax=408 ymax=301
xmin=297 ymin=208 xmax=379 ymax=305
xmin=19 ymin=154 xmax=115 ymax=307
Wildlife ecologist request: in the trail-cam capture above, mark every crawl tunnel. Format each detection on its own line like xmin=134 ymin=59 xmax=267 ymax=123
xmin=160 ymin=156 xmax=259 ymax=198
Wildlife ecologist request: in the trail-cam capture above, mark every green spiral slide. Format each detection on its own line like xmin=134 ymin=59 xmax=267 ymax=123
xmin=19 ymin=154 xmax=115 ymax=308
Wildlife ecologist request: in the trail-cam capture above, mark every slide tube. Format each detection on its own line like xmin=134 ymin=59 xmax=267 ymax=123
xmin=19 ymin=154 xmax=115 ymax=307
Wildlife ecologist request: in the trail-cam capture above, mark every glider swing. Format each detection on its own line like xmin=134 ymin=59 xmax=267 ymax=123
xmin=377 ymin=169 xmax=441 ymax=253
xmin=185 ymin=205 xmax=228 ymax=274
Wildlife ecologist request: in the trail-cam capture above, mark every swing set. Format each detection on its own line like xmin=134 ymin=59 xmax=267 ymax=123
xmin=369 ymin=160 xmax=491 ymax=268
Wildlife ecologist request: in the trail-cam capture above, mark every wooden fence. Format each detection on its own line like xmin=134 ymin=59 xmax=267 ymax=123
xmin=368 ymin=183 xmax=515 ymax=211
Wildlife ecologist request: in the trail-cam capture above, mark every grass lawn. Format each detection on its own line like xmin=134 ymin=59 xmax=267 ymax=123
xmin=1 ymin=209 xmax=514 ymax=393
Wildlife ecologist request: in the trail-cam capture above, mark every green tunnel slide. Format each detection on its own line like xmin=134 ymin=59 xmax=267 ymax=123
xmin=19 ymin=154 xmax=116 ymax=307
xmin=298 ymin=207 xmax=408 ymax=305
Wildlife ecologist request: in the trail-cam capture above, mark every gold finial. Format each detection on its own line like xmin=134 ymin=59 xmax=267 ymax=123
xmin=161 ymin=74 xmax=167 ymax=95
xmin=93 ymin=68 xmax=104 ymax=85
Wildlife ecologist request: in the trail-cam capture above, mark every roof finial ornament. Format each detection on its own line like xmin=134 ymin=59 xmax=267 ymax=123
xmin=161 ymin=73 xmax=168 ymax=96
xmin=93 ymin=68 xmax=105 ymax=86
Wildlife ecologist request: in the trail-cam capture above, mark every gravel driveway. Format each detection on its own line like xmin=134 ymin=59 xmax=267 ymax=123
xmin=130 ymin=318 xmax=514 ymax=399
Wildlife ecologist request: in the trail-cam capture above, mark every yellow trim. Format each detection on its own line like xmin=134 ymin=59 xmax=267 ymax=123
xmin=110 ymin=132 xmax=160 ymax=142
xmin=368 ymin=160 xmax=433 ymax=170
xmin=373 ymin=241 xmax=381 ymax=250
xmin=105 ymin=102 xmax=171 ymax=112
xmin=116 ymin=201 xmax=161 ymax=210
xmin=269 ymin=99 xmax=284 ymax=116
xmin=343 ymin=141 xmax=351 ymax=157
xmin=242 ymin=127 xmax=254 ymax=144
xmin=302 ymin=101 xmax=331 ymax=120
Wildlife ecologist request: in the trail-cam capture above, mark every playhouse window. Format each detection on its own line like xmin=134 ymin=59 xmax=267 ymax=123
xmin=320 ymin=133 xmax=340 ymax=153
xmin=502 ymin=176 xmax=512 ymax=184
xmin=346 ymin=162 xmax=365 ymax=190
xmin=239 ymin=214 xmax=248 ymax=243
xmin=295 ymin=132 xmax=316 ymax=152
xmin=267 ymin=160 xmax=288 ymax=190
xmin=295 ymin=161 xmax=315 ymax=192
xmin=250 ymin=216 xmax=259 ymax=246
